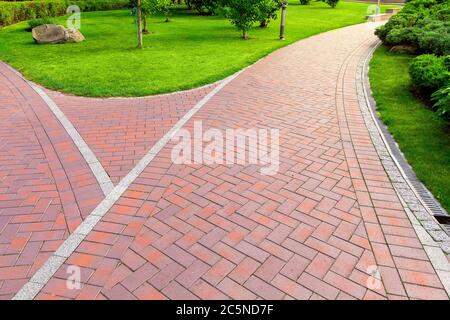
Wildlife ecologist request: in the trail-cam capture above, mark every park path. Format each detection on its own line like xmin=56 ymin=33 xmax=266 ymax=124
xmin=1 ymin=22 xmax=450 ymax=300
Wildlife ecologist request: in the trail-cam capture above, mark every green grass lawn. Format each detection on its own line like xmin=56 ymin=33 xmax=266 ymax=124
xmin=0 ymin=1 xmax=396 ymax=97
xmin=369 ymin=46 xmax=450 ymax=213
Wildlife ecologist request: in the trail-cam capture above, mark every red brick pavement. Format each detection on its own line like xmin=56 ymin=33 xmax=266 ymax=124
xmin=0 ymin=64 xmax=215 ymax=299
xmin=0 ymin=64 xmax=106 ymax=299
xmin=47 ymin=85 xmax=217 ymax=184
xmin=2 ymin=23 xmax=449 ymax=300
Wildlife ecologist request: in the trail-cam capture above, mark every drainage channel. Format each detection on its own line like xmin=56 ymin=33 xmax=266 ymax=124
xmin=435 ymin=214 xmax=450 ymax=236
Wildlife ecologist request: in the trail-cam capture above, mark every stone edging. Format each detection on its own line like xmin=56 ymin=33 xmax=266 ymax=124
xmin=29 ymin=82 xmax=115 ymax=196
xmin=358 ymin=41 xmax=450 ymax=294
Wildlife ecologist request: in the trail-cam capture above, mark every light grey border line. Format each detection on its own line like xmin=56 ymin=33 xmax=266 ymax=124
xmin=358 ymin=42 xmax=450 ymax=295
xmin=2 ymin=61 xmax=114 ymax=196
xmin=28 ymin=83 xmax=115 ymax=196
xmin=12 ymin=69 xmax=243 ymax=300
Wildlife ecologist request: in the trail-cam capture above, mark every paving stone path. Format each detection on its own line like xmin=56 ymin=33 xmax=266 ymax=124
xmin=1 ymin=23 xmax=449 ymax=300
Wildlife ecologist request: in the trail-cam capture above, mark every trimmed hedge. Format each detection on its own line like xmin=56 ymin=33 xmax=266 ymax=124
xmin=0 ymin=0 xmax=129 ymax=27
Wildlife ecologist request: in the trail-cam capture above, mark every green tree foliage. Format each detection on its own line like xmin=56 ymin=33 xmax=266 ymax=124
xmin=322 ymin=0 xmax=339 ymax=8
xmin=221 ymin=0 xmax=281 ymax=39
xmin=141 ymin=0 xmax=172 ymax=21
xmin=259 ymin=0 xmax=281 ymax=28
xmin=132 ymin=0 xmax=171 ymax=36
xmin=188 ymin=0 xmax=219 ymax=14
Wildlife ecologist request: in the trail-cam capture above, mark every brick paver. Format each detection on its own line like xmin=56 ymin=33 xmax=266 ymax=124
xmin=1 ymin=23 xmax=449 ymax=300
xmin=0 ymin=64 xmax=106 ymax=299
xmin=0 ymin=64 xmax=214 ymax=299
xmin=47 ymin=85 xmax=216 ymax=184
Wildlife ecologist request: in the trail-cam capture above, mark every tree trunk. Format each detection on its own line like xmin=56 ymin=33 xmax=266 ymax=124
xmin=242 ymin=30 xmax=248 ymax=40
xmin=137 ymin=0 xmax=143 ymax=48
xmin=143 ymin=15 xmax=149 ymax=34
xmin=279 ymin=3 xmax=287 ymax=40
xmin=260 ymin=20 xmax=267 ymax=28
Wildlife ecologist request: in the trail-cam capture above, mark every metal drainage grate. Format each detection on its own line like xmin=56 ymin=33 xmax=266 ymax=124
xmin=434 ymin=214 xmax=450 ymax=236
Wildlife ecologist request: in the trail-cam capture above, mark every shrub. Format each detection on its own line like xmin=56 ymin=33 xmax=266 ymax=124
xmin=415 ymin=19 xmax=450 ymax=55
xmin=221 ymin=0 xmax=274 ymax=39
xmin=409 ymin=54 xmax=450 ymax=95
xmin=384 ymin=26 xmax=418 ymax=45
xmin=299 ymin=0 xmax=311 ymax=5
xmin=322 ymin=0 xmax=339 ymax=8
xmin=27 ymin=17 xmax=56 ymax=30
xmin=188 ymin=0 xmax=218 ymax=14
xmin=258 ymin=0 xmax=280 ymax=27
xmin=432 ymin=85 xmax=450 ymax=119
xmin=375 ymin=14 xmax=418 ymax=42
xmin=375 ymin=0 xmax=450 ymax=55
xmin=0 ymin=0 xmax=129 ymax=27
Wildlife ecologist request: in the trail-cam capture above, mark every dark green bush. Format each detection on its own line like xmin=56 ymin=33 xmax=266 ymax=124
xmin=27 ymin=16 xmax=56 ymax=30
xmin=415 ymin=19 xmax=450 ymax=56
xmin=0 ymin=0 xmax=129 ymax=27
xmin=299 ymin=0 xmax=311 ymax=5
xmin=375 ymin=14 xmax=418 ymax=42
xmin=384 ymin=26 xmax=418 ymax=45
xmin=409 ymin=54 xmax=450 ymax=95
xmin=322 ymin=0 xmax=339 ymax=8
xmin=375 ymin=0 xmax=450 ymax=55
xmin=188 ymin=0 xmax=218 ymax=14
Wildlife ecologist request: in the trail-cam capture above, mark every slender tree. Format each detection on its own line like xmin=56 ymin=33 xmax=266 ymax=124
xmin=142 ymin=0 xmax=173 ymax=27
xmin=142 ymin=14 xmax=149 ymax=34
xmin=137 ymin=0 xmax=143 ymax=48
xmin=279 ymin=0 xmax=287 ymax=40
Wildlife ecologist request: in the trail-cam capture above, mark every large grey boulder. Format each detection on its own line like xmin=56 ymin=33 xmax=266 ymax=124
xmin=32 ymin=24 xmax=85 ymax=44
xmin=32 ymin=24 xmax=66 ymax=44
